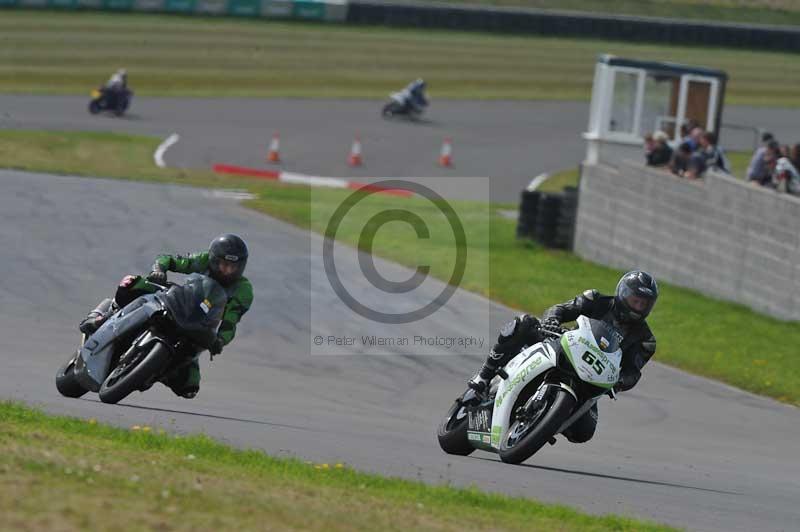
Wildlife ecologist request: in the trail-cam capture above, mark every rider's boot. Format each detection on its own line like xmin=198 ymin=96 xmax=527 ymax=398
xmin=467 ymin=356 xmax=499 ymax=394
xmin=79 ymin=298 xmax=118 ymax=335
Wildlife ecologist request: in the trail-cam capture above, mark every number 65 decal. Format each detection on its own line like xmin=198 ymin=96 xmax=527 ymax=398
xmin=582 ymin=351 xmax=605 ymax=375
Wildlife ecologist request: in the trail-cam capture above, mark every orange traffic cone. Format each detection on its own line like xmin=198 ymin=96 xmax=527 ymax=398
xmin=267 ymin=132 xmax=281 ymax=163
xmin=348 ymin=136 xmax=363 ymax=167
xmin=439 ymin=137 xmax=453 ymax=167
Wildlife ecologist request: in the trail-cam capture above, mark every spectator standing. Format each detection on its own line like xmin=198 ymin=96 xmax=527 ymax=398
xmin=747 ymin=132 xmax=775 ymax=185
xmin=774 ymin=152 xmax=800 ymax=195
xmin=680 ymin=120 xmax=700 ymax=149
xmin=757 ymin=141 xmax=782 ymax=189
xmin=790 ymin=144 xmax=800 ymax=171
xmin=688 ymin=127 xmax=704 ymax=152
xmin=698 ymin=131 xmax=729 ymax=173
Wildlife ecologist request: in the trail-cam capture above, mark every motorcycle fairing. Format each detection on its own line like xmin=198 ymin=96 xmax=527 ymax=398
xmin=75 ymin=295 xmax=161 ymax=391
xmin=488 ymin=342 xmax=557 ymax=448
xmin=560 ymin=315 xmax=622 ymax=389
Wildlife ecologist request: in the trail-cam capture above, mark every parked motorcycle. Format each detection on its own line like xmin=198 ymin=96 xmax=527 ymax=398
xmin=88 ymin=86 xmax=133 ymax=117
xmin=437 ymin=315 xmax=622 ymax=464
xmin=55 ymin=274 xmax=226 ymax=404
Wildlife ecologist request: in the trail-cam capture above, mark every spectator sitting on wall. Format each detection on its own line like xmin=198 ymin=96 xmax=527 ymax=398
xmin=698 ymin=131 xmax=729 ymax=173
xmin=646 ymin=131 xmax=673 ymax=167
xmin=670 ymin=142 xmax=693 ymax=176
xmin=670 ymin=141 xmax=706 ymax=180
xmin=684 ymin=152 xmax=707 ymax=180
xmin=747 ymin=132 xmax=775 ymax=185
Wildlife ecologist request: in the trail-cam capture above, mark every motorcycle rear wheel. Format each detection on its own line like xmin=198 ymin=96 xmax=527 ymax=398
xmin=99 ymin=342 xmax=170 ymax=404
xmin=498 ymin=387 xmax=576 ymax=464
xmin=55 ymin=352 xmax=88 ymax=398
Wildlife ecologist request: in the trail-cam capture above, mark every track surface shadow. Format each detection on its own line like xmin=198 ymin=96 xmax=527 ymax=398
xmin=80 ymin=397 xmax=322 ymax=433
xmin=472 ymin=456 xmax=740 ymax=495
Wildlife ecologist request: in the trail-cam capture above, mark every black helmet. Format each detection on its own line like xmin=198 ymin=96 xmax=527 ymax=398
xmin=208 ymin=234 xmax=248 ymax=286
xmin=613 ymin=270 xmax=658 ymax=323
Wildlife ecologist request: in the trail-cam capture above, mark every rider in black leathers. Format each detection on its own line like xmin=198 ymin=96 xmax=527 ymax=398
xmin=468 ymin=270 xmax=658 ymax=443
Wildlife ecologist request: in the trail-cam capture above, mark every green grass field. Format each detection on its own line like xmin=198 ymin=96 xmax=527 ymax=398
xmin=1 ymin=10 xmax=799 ymax=105
xmin=1 ymin=129 xmax=797 ymax=407
xmin=434 ymin=0 xmax=800 ymax=26
xmin=0 ymin=401 xmax=676 ymax=532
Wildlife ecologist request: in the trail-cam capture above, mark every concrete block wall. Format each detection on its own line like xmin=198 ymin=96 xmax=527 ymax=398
xmin=574 ymin=160 xmax=800 ymax=320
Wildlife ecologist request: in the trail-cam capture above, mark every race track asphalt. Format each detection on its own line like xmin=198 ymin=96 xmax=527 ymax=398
xmin=2 ymin=94 xmax=799 ymax=202
xmin=1 ymin=169 xmax=798 ymax=532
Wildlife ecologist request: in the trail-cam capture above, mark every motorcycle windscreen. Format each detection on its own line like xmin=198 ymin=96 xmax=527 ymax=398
xmin=588 ymin=318 xmax=621 ymax=354
xmin=159 ymin=273 xmax=226 ymax=333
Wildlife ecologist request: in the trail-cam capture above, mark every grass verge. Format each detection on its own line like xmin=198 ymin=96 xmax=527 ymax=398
xmin=432 ymin=0 xmax=800 ymax=27
xmin=0 ymin=10 xmax=799 ymax=105
xmin=0 ymin=401 xmax=676 ymax=531
xmin=1 ymin=129 xmax=798 ymax=408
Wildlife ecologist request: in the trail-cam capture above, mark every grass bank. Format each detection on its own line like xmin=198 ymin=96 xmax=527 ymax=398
xmin=0 ymin=10 xmax=799 ymax=105
xmin=0 ymin=129 xmax=797 ymax=407
xmin=432 ymin=0 xmax=800 ymax=27
xmin=0 ymin=401 xmax=675 ymax=531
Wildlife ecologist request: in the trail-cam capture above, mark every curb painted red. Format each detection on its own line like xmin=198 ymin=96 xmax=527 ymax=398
xmin=212 ymin=163 xmax=413 ymax=198
xmin=212 ymin=164 xmax=280 ymax=180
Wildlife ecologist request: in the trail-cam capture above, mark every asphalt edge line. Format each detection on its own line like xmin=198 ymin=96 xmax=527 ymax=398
xmin=154 ymin=133 xmax=180 ymax=168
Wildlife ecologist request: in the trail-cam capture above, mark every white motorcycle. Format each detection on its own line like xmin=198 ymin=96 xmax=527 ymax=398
xmin=437 ymin=315 xmax=622 ymax=464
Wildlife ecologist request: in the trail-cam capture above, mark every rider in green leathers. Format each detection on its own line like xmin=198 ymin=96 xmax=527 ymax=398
xmin=79 ymin=234 xmax=253 ymax=398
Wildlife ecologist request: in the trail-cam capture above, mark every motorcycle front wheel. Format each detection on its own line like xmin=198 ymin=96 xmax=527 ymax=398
xmin=55 ymin=351 xmax=88 ymax=398
xmin=381 ymin=102 xmax=403 ymax=118
xmin=436 ymin=399 xmax=475 ymax=456
xmin=88 ymin=99 xmax=102 ymax=114
xmin=498 ymin=387 xmax=576 ymax=464
xmin=99 ymin=342 xmax=170 ymax=404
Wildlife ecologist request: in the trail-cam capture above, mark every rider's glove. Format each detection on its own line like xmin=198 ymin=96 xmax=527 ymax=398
xmin=209 ymin=337 xmax=224 ymax=356
xmin=541 ymin=317 xmax=563 ymax=335
xmin=146 ymin=269 xmax=167 ymax=284
xmin=614 ymin=373 xmax=637 ymax=393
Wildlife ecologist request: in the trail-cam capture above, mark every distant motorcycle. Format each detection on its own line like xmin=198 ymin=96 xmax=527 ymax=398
xmin=55 ymin=274 xmax=226 ymax=404
xmin=88 ymin=86 xmax=133 ymax=117
xmin=381 ymin=90 xmax=427 ymax=119
xmin=437 ymin=316 xmax=622 ymax=464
